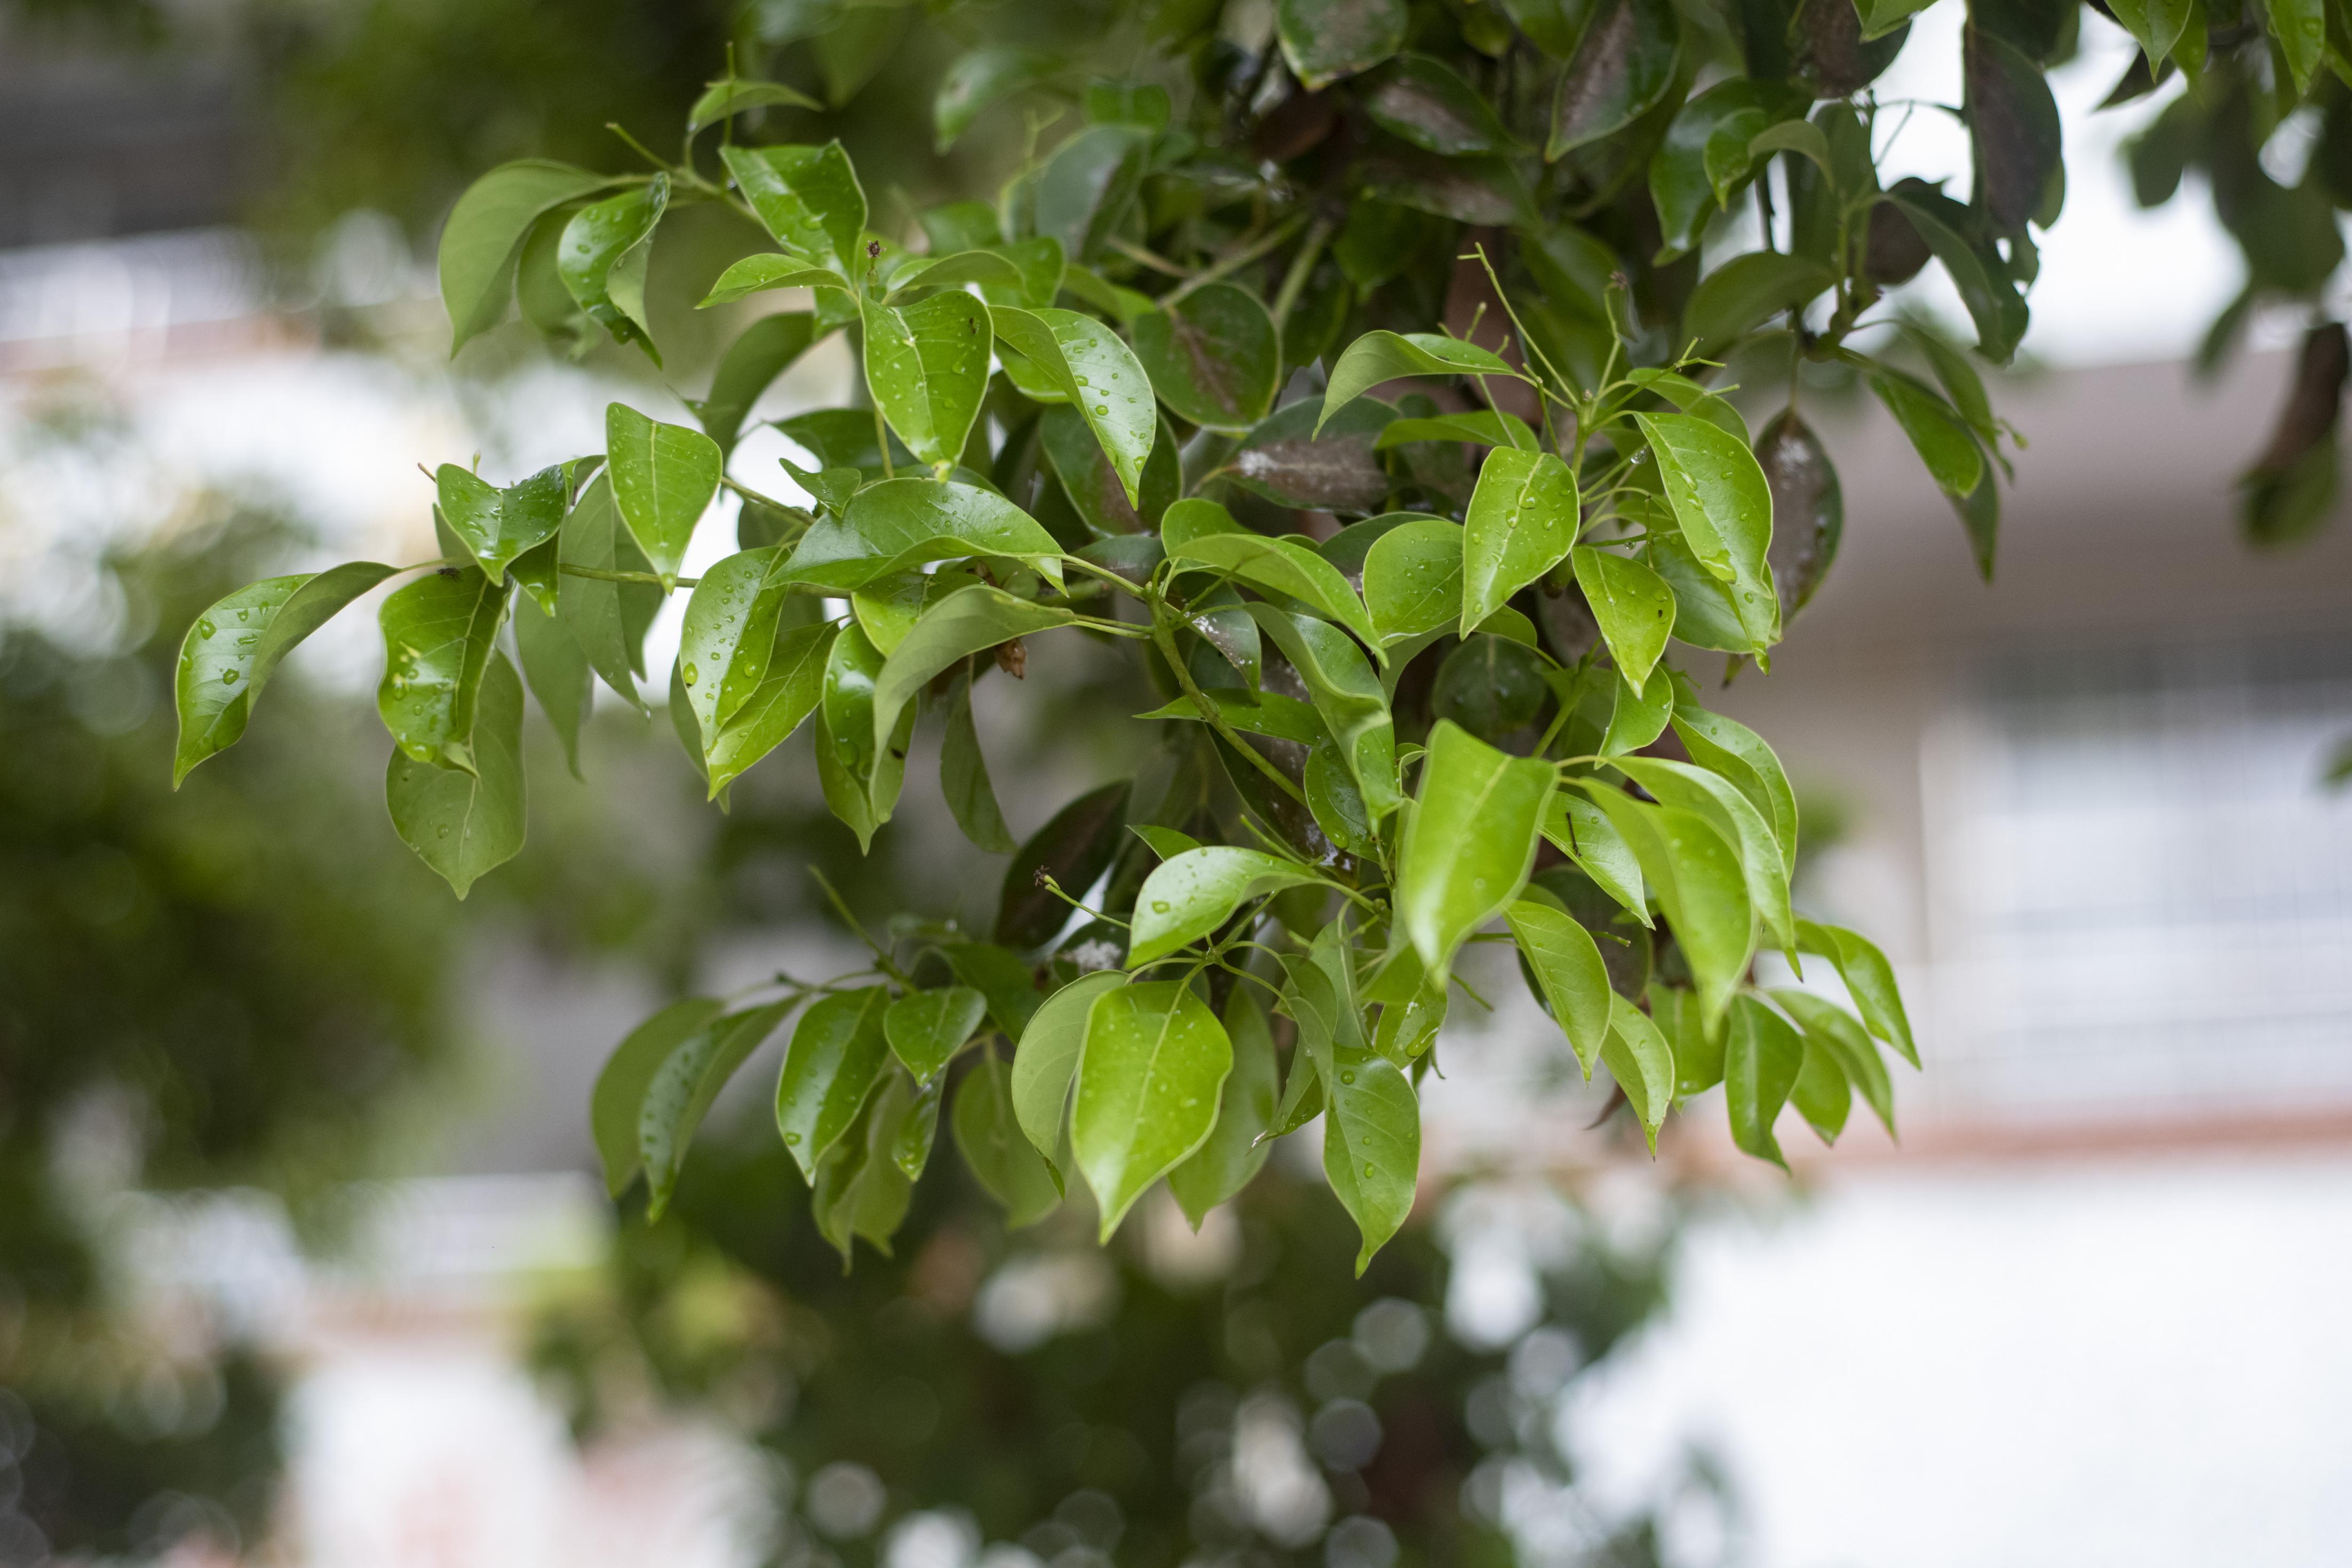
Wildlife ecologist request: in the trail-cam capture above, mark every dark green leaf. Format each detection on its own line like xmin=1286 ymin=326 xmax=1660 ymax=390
xmin=707 ymin=622 xmax=836 ymax=795
xmin=591 ymin=998 xmax=725 ymax=1197
xmin=871 ymin=584 xmax=1075 ymax=761
xmin=991 ymin=304 xmax=1158 ymax=505
xmin=1170 ymin=532 xmax=1382 ymax=651
xmin=1132 ymin=284 xmax=1281 ymax=431
xmin=440 ymin=160 xmax=610 ymax=354
xmin=1034 ymin=123 xmax=1152 ymax=261
xmin=1869 ymin=370 xmax=1985 ymax=499
xmin=941 ymin=673 xmax=1019 ymax=853
xmin=862 ymin=291 xmax=992 ymax=468
xmin=955 ymin=1047 xmax=1064 ymax=1224
xmin=1547 ymin=0 xmax=1680 ymax=159
xmin=1754 ymin=409 xmax=1843 ymax=618
xmin=692 ymin=313 xmax=819 ymax=457
xmin=1680 ymin=252 xmax=1837 ymax=357
xmin=1363 ymin=53 xmax=1515 ymax=154
xmin=935 ymin=46 xmax=1063 ymax=150
xmin=1791 ymin=0 xmax=1911 ymax=96
xmin=559 ymin=177 xmax=668 ymax=353
xmin=1230 ymin=397 xmax=1396 ymax=514
xmin=513 ymin=594 xmax=592 ymax=779
xmin=1043 ymin=405 xmax=1179 ymax=535
xmin=555 ymin=475 xmax=659 ymax=710
xmin=378 ymin=566 xmax=508 ymax=771
xmin=1651 ymin=81 xmax=1808 ymax=257
xmin=1363 ymin=516 xmax=1465 ymax=647
xmin=386 ymin=650 xmax=527 ymax=897
xmin=1277 ymin=0 xmax=1410 ymax=87
xmin=998 ymin=780 xmax=1134 ymax=948
xmin=774 ymin=985 xmax=892 ymax=1180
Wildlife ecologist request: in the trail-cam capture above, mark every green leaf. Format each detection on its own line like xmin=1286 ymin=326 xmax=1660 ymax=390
xmin=1634 ymin=411 xmax=1773 ymax=592
xmin=513 ymin=592 xmax=592 ymax=779
xmin=1788 ymin=1015 xmax=1853 ymax=1143
xmin=1034 ymin=123 xmax=1151 ymax=261
xmin=1540 ymin=792 xmax=1650 ymax=925
xmin=1603 ymin=994 xmax=1676 ymax=1151
xmin=2267 ymin=0 xmax=2325 ymax=95
xmin=605 ymin=403 xmax=721 ymax=588
xmin=697 ymin=254 xmax=856 ymax=308
xmin=1671 ymin=696 xmax=1798 ymax=872
xmin=1043 ymin=404 xmax=1179 ymax=536
xmin=639 ymin=1000 xmax=794 ymax=1219
xmin=1374 ymin=410 xmax=1539 ymax=450
xmin=1869 ymin=369 xmax=1986 ymax=499
xmin=1073 ymin=980 xmax=1234 ymax=1237
xmin=1363 ymin=517 xmax=1465 ymax=646
xmin=1505 ymin=899 xmax=1613 ymax=1074
xmin=941 ymin=673 xmax=1019 ymax=853
xmin=1462 ymin=446 xmax=1579 ymax=631
xmin=719 ymin=142 xmax=867 ymax=274
xmin=1725 ymin=994 xmax=1805 ymax=1168
xmin=1571 ymin=546 xmax=1674 ymax=692
xmin=555 ymin=476 xmax=659 ymax=710
xmin=1680 ymin=252 xmax=1837 ymax=358
xmin=954 ymin=1047 xmax=1064 ymax=1225
xmin=1885 ymin=190 xmax=2029 ymax=363
xmin=1319 ymin=331 xmax=1516 ymax=434
xmin=1010 ymin=969 xmax=1127 ymax=1159
xmin=810 ymin=1074 xmax=916 ymax=1261
xmin=1127 ymin=848 xmax=1324 ymax=966
xmin=386 ymin=650 xmax=527 ymax=897
xmin=173 ymin=563 xmax=396 ymax=786
xmin=1169 ymin=532 xmax=1382 ymax=652
xmin=1772 ymin=988 xmax=1894 ymax=1135
xmin=1651 ymin=81 xmax=1808 ymax=258
xmin=935 ymin=46 xmax=1063 ymax=150
xmin=1793 ymin=919 xmax=1917 ymax=1066
xmin=870 ymin=584 xmax=1076 ymax=760
xmin=1579 ymin=787 xmax=1751 ymax=1024
xmin=435 ymin=463 xmax=567 ymax=585
xmin=861 ymin=291 xmax=992 ymax=469
xmin=777 ymin=478 xmax=1066 ymax=593
xmin=990 ymin=305 xmax=1158 ymax=506
xmin=1363 ymin=52 xmax=1516 ymax=154
xmin=885 ymin=986 xmax=988 ymax=1083
xmin=1131 ymin=283 xmax=1281 ymax=431
xmin=1610 ymin=753 xmax=1795 ymax=956
xmin=998 ymin=779 xmax=1134 ymax=948
xmin=378 ymin=566 xmax=508 ymax=771
xmin=1855 ymin=0 xmax=1937 ymax=37
xmin=677 ymin=547 xmax=782 ymax=744
xmin=559 ymin=177 xmax=668 ymax=352
xmin=688 ymin=76 xmax=821 ymax=132
xmin=1245 ymin=606 xmax=1400 ymax=819
xmin=706 ymin=622 xmax=836 ymax=795
xmin=1322 ymin=1040 xmax=1420 ymax=1275
xmin=1648 ymin=526 xmax=1774 ymax=655
xmin=894 ymin=1075 xmax=945 ymax=1180
xmin=1396 ymin=720 xmax=1554 ymax=984
xmin=2107 ymin=0 xmax=2196 ymax=73
xmin=1135 ymin=689 xmax=1332 ymax=747
xmin=591 ymin=998 xmax=725 ymax=1198
xmin=813 ymin=7 xmax=900 ymax=106
xmin=439 ymin=160 xmax=610 ymax=354
xmin=774 ymin=986 xmax=892 ymax=1180
xmin=1600 ymin=665 xmax=1672 ymax=756
xmin=692 ymin=313 xmax=819 ymax=457
xmin=1230 ymin=397 xmax=1397 ymax=514
xmin=1547 ymin=0 xmax=1680 ymax=159
xmin=1651 ymin=984 xmax=1721 ymax=1096
xmin=1277 ymin=0 xmax=1409 ymax=88
xmin=819 ymin=622 xmax=912 ymax=839
xmin=1167 ymin=986 xmax=1280 ymax=1226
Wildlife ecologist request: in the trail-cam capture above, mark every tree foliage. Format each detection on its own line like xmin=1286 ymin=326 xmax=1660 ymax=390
xmin=172 ymin=0 xmax=2329 ymax=1269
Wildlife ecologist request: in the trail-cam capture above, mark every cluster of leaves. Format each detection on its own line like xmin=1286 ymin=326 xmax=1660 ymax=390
xmin=533 ymin=1129 xmax=1694 ymax=1568
xmin=174 ymin=0 xmax=2329 ymax=1269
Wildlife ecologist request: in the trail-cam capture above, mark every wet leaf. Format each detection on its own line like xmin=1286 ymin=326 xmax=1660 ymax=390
xmin=591 ymin=998 xmax=725 ymax=1197
xmin=1578 ymin=787 xmax=1750 ymax=1024
xmin=1870 ymin=369 xmax=1984 ymax=499
xmin=1884 ymin=187 xmax=2029 ymax=362
xmin=559 ymin=177 xmax=668 ymax=353
xmin=1363 ymin=53 xmax=1514 ymax=154
xmin=1167 ymin=987 xmax=1280 ymax=1225
xmin=606 ymin=403 xmax=722 ymax=587
xmin=688 ymin=76 xmax=822 ymax=132
xmin=1320 ymin=331 xmax=1516 ymax=434
xmin=1754 ymin=409 xmax=1843 ymax=618
xmin=1636 ymin=411 xmax=1773 ymax=598
xmin=1169 ymin=532 xmax=1381 ymax=650
xmin=1603 ymin=995 xmax=1675 ymax=1151
xmin=1507 ymin=898 xmax=1614 ymax=1074
xmin=1570 ymin=545 xmax=1674 ymax=693
xmin=1246 ymin=605 xmax=1401 ymax=818
xmin=1548 ymin=0 xmax=1680 ymax=159
xmin=871 ymin=584 xmax=1076 ymax=758
xmin=378 ymin=566 xmax=508 ymax=771
xmin=441 ymin=160 xmax=612 ymax=353
xmin=1540 ymin=791 xmax=1650 ymax=925
xmin=1792 ymin=918 xmax=1917 ymax=1065
xmin=1600 ymin=666 xmax=1674 ymax=755
xmin=862 ymin=291 xmax=992 ymax=468
xmin=1431 ymin=634 xmax=1548 ymax=742
xmin=1461 ymin=447 xmax=1578 ymax=631
xmin=720 ymin=141 xmax=868 ymax=274
xmin=386 ymin=650 xmax=527 ymax=897
xmin=1397 ymin=720 xmax=1554 ymax=983
xmin=886 ymin=985 xmax=989 ymax=1082
xmin=775 ymin=986 xmax=892 ymax=1180
xmin=556 ymin=475 xmax=659 ymax=710
xmin=1044 ymin=405 xmax=1179 ymax=535
xmin=1129 ymin=848 xmax=1323 ymax=966
xmin=1322 ymin=1038 xmax=1419 ymax=1275
xmin=1725 ymin=994 xmax=1805 ymax=1167
xmin=1010 ymin=968 xmax=1127 ymax=1159
xmin=173 ymin=563 xmax=397 ymax=785
xmin=638 ymin=1000 xmax=794 ymax=1218
xmin=991 ymin=304 xmax=1158 ymax=504
xmin=775 ymin=478 xmax=1066 ymax=592
xmin=1363 ymin=516 xmax=1465 ymax=646
xmin=1074 ymin=980 xmax=1234 ymax=1237
xmin=1132 ymin=283 xmax=1281 ymax=431
xmin=1277 ymin=0 xmax=1410 ymax=87
xmin=706 ymin=622 xmax=837 ymax=795
xmin=956 ymin=1047 xmax=1064 ymax=1224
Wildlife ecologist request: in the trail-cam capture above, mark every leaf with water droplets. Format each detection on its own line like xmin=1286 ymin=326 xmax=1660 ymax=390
xmin=1396 ymin=720 xmax=1553 ymax=985
xmin=1322 ymin=1037 xmax=1419 ymax=1275
xmin=774 ymin=986 xmax=892 ymax=1181
xmin=1009 ymin=968 xmax=1127 ymax=1161
xmin=1131 ymin=283 xmax=1281 ymax=431
xmin=377 ymin=566 xmax=510 ymax=773
xmin=774 ymin=479 xmax=1067 ymax=593
xmin=1462 ymin=446 xmax=1579 ymax=632
xmin=1073 ymin=980 xmax=1233 ymax=1238
xmin=173 ymin=563 xmax=398 ymax=786
xmin=1126 ymin=848 xmax=1323 ymax=967
xmin=719 ymin=141 xmax=868 ymax=274
xmin=435 ymin=462 xmax=568 ymax=584
xmin=639 ymin=1000 xmax=794 ymax=1218
xmin=1603 ymin=994 xmax=1675 ymax=1152
xmin=1506 ymin=898 xmax=1614 ymax=1076
xmin=386 ymin=649 xmax=527 ymax=897
xmin=1167 ymin=986 xmax=1281 ymax=1227
xmin=861 ymin=291 xmax=993 ymax=469
xmin=591 ymin=998 xmax=724 ymax=1198
xmin=990 ymin=304 xmax=1158 ymax=505
xmin=606 ymin=403 xmax=721 ymax=588
xmin=885 ymin=985 xmax=989 ymax=1083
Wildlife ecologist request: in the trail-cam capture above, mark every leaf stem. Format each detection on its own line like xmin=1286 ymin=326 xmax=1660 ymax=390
xmin=1147 ymin=603 xmax=1310 ymax=806
xmin=606 ymin=121 xmax=674 ymax=173
xmin=808 ymin=865 xmax=913 ymax=986
xmin=1269 ymin=215 xmax=1334 ymax=330
xmin=1164 ymin=212 xmax=1310 ymax=307
xmin=558 ymin=563 xmax=695 ymax=589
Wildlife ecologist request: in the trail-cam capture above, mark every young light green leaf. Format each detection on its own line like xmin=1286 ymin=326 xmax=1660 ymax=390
xmin=1397 ymin=720 xmax=1554 ymax=984
xmin=1462 ymin=446 xmax=1579 ymax=631
xmin=1771 ymin=987 xmax=1895 ymax=1136
xmin=640 ymin=1000 xmax=794 ymax=1219
xmin=1167 ymin=986 xmax=1280 ymax=1227
xmin=1725 ymin=994 xmax=1805 ymax=1168
xmin=688 ymin=76 xmax=821 ymax=132
xmin=1505 ymin=898 xmax=1614 ymax=1075
xmin=1131 ymin=282 xmax=1281 ymax=431
xmin=955 ymin=1046 xmax=1064 ymax=1225
xmin=559 ymin=177 xmax=668 ymax=350
xmin=1323 ymin=1042 xmax=1419 ymax=1275
xmin=774 ymin=985 xmax=892 ymax=1181
xmin=1602 ymin=994 xmax=1676 ymax=1152
xmin=173 ymin=563 xmax=397 ymax=786
xmin=591 ymin=998 xmax=725 ymax=1198
xmin=1571 ymin=545 xmax=1675 ymax=692
xmin=1793 ymin=918 xmax=1917 ymax=1066
xmin=697 ymin=254 xmax=857 ymax=308
xmin=1074 ymin=980 xmax=1234 ymax=1238
xmin=1601 ymin=666 xmax=1675 ymax=757
xmin=990 ymin=305 xmax=1158 ymax=505
xmin=1319 ymin=331 xmax=1517 ymax=434
xmin=861 ymin=291 xmax=992 ymax=468
xmin=1540 ymin=791 xmax=1651 ymax=925
xmin=1127 ymin=848 xmax=1324 ymax=966
xmin=1670 ymin=694 xmax=1798 ymax=872
xmin=820 ymin=622 xmax=912 ymax=837
xmin=1010 ymin=969 xmax=1128 ymax=1160
xmin=513 ymin=592 xmax=591 ymax=779
xmin=885 ymin=985 xmax=989 ymax=1083
xmin=1634 ymin=411 xmax=1773 ymax=586
xmin=1789 ymin=1020 xmax=1853 ymax=1143
xmin=941 ymin=673 xmax=1018 ymax=853
xmin=706 ymin=622 xmax=836 ymax=795
xmin=1169 ymin=532 xmax=1383 ymax=652
xmin=436 ymin=463 xmax=568 ymax=585
xmin=774 ymin=479 xmax=1066 ymax=592
xmin=386 ymin=650 xmax=526 ymax=897
xmin=1245 ymin=604 xmax=1401 ymax=818
xmin=1374 ymin=410 xmax=1539 ymax=450
xmin=870 ymin=584 xmax=1075 ymax=758
xmin=1579 ymin=788 xmax=1751 ymax=1024
xmin=1278 ymin=0 xmax=1410 ymax=89
xmin=440 ymin=160 xmax=610 ymax=354
xmin=605 ymin=403 xmax=721 ymax=588
xmin=1363 ymin=516 xmax=1465 ymax=646
xmin=555 ymin=475 xmax=659 ymax=710
xmin=378 ymin=567 xmax=508 ymax=771
xmin=1612 ymin=752 xmax=1793 ymax=956
xmin=719 ymin=142 xmax=867 ymax=274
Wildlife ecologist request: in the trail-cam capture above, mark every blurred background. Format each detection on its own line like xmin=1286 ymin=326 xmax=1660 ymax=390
xmin=1 ymin=2 xmax=2348 ymax=1566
